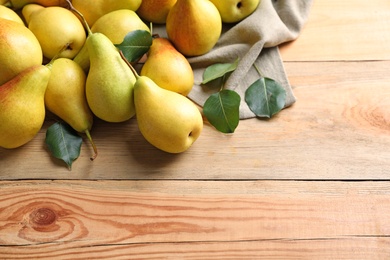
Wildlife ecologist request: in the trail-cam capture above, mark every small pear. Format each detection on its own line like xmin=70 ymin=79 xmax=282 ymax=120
xmin=166 ymin=0 xmax=222 ymax=56
xmin=141 ymin=37 xmax=194 ymax=96
xmin=0 ymin=18 xmax=43 ymax=86
xmin=23 ymin=5 xmax=87 ymax=59
xmin=45 ymin=58 xmax=97 ymax=160
xmin=131 ymin=68 xmax=203 ymax=153
xmin=0 ymin=65 xmax=51 ymax=149
xmin=71 ymin=0 xmax=142 ymax=27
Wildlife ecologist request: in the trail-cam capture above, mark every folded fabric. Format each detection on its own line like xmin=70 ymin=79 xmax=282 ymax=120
xmin=154 ymin=0 xmax=313 ymax=119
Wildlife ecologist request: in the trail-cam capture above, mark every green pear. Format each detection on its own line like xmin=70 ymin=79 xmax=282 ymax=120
xmin=67 ymin=1 xmax=137 ymax=123
xmin=85 ymin=32 xmax=136 ymax=123
xmin=0 ymin=64 xmax=51 ymax=149
xmin=131 ymin=69 xmax=203 ymax=153
xmin=166 ymin=0 xmax=222 ymax=56
xmin=0 ymin=18 xmax=43 ymax=86
xmin=141 ymin=37 xmax=194 ymax=96
xmin=71 ymin=0 xmax=142 ymax=27
xmin=45 ymin=58 xmax=98 ymax=160
xmin=23 ymin=5 xmax=87 ymax=59
xmin=72 ymin=43 xmax=90 ymax=73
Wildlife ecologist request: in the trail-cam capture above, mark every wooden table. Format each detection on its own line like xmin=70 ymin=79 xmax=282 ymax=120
xmin=1 ymin=0 xmax=390 ymax=258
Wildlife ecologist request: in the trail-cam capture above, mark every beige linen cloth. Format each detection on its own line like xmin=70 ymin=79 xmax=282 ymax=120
xmin=181 ymin=0 xmax=314 ymax=119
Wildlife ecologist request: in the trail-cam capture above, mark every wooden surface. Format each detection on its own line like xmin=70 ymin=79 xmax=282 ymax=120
xmin=1 ymin=0 xmax=390 ymax=258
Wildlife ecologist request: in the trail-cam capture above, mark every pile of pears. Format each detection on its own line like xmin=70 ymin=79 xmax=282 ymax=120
xmin=0 ymin=0 xmax=260 ymax=157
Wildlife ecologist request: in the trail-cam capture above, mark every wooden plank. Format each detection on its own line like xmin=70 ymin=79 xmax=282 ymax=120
xmin=1 ymin=61 xmax=389 ymax=179
xmin=0 ymin=180 xmax=390 ymax=259
xmin=0 ymin=239 xmax=389 ymax=259
xmin=280 ymin=0 xmax=390 ymax=61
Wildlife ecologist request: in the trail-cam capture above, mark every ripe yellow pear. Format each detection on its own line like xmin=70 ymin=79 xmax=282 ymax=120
xmin=209 ymin=0 xmax=260 ymax=23
xmin=71 ymin=0 xmax=142 ymax=27
xmin=0 ymin=64 xmax=51 ymax=149
xmin=23 ymin=5 xmax=86 ymax=59
xmin=0 ymin=5 xmax=24 ymax=24
xmin=141 ymin=37 xmax=194 ymax=96
xmin=0 ymin=18 xmax=43 ymax=86
xmin=136 ymin=0 xmax=177 ymax=24
xmin=166 ymin=0 xmax=222 ymax=56
xmin=45 ymin=58 xmax=97 ymax=160
xmin=91 ymin=9 xmax=150 ymax=45
xmin=132 ymin=71 xmax=203 ymax=153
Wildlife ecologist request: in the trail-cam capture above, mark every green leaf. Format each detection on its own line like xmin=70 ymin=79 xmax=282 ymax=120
xmin=115 ymin=30 xmax=153 ymax=62
xmin=203 ymin=89 xmax=241 ymax=133
xmin=245 ymin=77 xmax=286 ymax=118
xmin=202 ymin=59 xmax=239 ymax=84
xmin=45 ymin=122 xmax=82 ymax=170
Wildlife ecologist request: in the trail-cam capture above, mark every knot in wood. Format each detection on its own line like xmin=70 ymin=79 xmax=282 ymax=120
xmin=30 ymin=207 xmax=57 ymax=226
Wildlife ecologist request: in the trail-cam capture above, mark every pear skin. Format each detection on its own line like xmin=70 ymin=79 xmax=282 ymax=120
xmin=72 ymin=43 xmax=90 ymax=73
xmin=0 ymin=65 xmax=50 ymax=149
xmin=137 ymin=0 xmax=177 ymax=24
xmin=141 ymin=37 xmax=194 ymax=96
xmin=71 ymin=0 xmax=142 ymax=27
xmin=6 ymin=0 xmax=68 ymax=10
xmin=85 ymin=32 xmax=136 ymax=123
xmin=0 ymin=5 xmax=25 ymax=24
xmin=166 ymin=0 xmax=222 ymax=56
xmin=0 ymin=18 xmax=43 ymax=86
xmin=133 ymin=75 xmax=203 ymax=153
xmin=91 ymin=9 xmax=150 ymax=45
xmin=24 ymin=5 xmax=87 ymax=59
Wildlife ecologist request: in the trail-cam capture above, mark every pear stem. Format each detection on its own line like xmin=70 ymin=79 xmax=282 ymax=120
xmin=119 ymin=50 xmax=140 ymax=79
xmin=45 ymin=42 xmax=71 ymax=69
xmin=65 ymin=0 xmax=92 ymax=36
xmin=84 ymin=129 xmax=98 ymax=161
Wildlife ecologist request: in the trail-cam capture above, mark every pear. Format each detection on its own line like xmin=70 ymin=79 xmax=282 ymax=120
xmin=23 ymin=5 xmax=87 ymax=59
xmin=137 ymin=0 xmax=177 ymax=24
xmin=85 ymin=32 xmax=137 ymax=122
xmin=0 ymin=5 xmax=24 ymax=24
xmin=68 ymin=2 xmax=136 ymax=123
xmin=91 ymin=9 xmax=150 ymax=45
xmin=71 ymin=0 xmax=142 ymax=27
xmin=129 ymin=66 xmax=203 ymax=153
xmin=0 ymin=65 xmax=51 ymax=149
xmin=166 ymin=0 xmax=222 ymax=56
xmin=0 ymin=18 xmax=43 ymax=86
xmin=141 ymin=37 xmax=194 ymax=96
xmin=45 ymin=58 xmax=98 ymax=160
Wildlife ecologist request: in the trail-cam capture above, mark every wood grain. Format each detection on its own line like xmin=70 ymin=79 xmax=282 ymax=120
xmin=1 ymin=61 xmax=389 ymax=179
xmin=280 ymin=0 xmax=390 ymax=61
xmin=1 ymin=180 xmax=390 ymax=259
